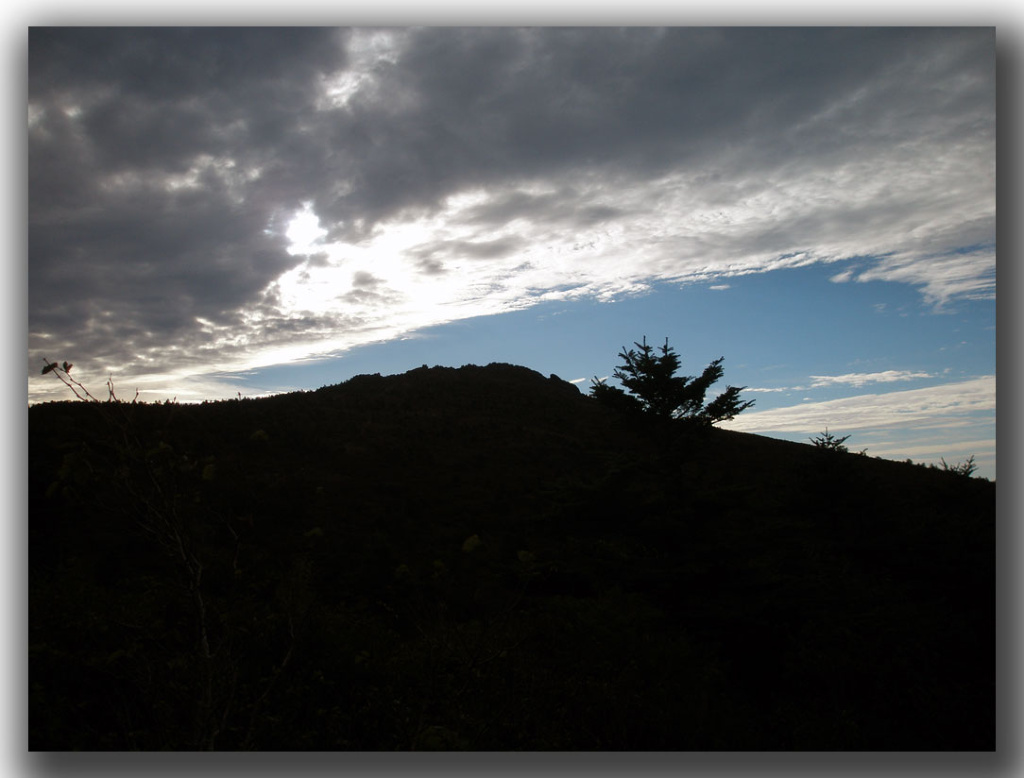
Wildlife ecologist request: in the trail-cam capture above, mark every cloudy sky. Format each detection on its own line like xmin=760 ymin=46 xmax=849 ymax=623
xmin=27 ymin=27 xmax=996 ymax=477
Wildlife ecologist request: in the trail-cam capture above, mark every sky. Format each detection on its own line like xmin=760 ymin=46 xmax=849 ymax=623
xmin=27 ymin=26 xmax=997 ymax=478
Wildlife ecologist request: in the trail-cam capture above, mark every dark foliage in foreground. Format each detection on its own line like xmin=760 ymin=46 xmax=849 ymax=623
xmin=29 ymin=363 xmax=994 ymax=750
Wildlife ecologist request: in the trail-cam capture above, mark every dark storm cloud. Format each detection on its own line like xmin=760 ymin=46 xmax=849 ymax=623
xmin=29 ymin=26 xmax=993 ymax=399
xmin=29 ymin=27 xmax=348 ymax=105
xmin=458 ymin=188 xmax=626 ymax=230
xmin=338 ymin=273 xmax=400 ymax=307
xmin=352 ymin=270 xmax=383 ymax=288
xmin=315 ymin=27 xmax=992 ymax=237
xmin=408 ymin=235 xmax=524 ymax=268
xmin=29 ymin=27 xmax=348 ymax=370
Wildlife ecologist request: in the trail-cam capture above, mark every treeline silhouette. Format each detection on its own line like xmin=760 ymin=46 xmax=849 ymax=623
xmin=29 ymin=363 xmax=994 ymax=750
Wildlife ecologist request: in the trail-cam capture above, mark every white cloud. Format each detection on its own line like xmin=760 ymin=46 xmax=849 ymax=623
xmin=850 ymin=246 xmax=995 ymax=308
xmin=866 ymin=438 xmax=995 ymax=462
xmin=745 ymin=370 xmax=933 ymax=394
xmin=809 ymin=370 xmax=933 ymax=388
xmin=721 ymin=375 xmax=995 ymax=434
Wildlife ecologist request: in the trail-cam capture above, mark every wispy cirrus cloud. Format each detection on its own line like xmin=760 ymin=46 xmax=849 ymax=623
xmin=746 ymin=369 xmax=935 ymax=394
xmin=831 ymin=245 xmax=995 ymax=309
xmin=722 ymin=376 xmax=994 ymax=435
xmin=808 ymin=370 xmax=934 ymax=388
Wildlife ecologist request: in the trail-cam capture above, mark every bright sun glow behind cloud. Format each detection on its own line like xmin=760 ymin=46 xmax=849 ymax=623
xmin=284 ymin=204 xmax=327 ymax=254
xmin=255 ymin=144 xmax=994 ymax=386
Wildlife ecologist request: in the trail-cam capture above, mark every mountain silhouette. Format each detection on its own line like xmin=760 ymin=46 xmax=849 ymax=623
xmin=29 ymin=362 xmax=995 ymax=750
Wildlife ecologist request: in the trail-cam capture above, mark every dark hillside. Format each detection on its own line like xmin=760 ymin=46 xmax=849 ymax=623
xmin=29 ymin=363 xmax=995 ymax=750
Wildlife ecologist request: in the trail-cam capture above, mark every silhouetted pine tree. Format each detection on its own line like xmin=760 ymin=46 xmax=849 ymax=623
xmin=590 ymin=337 xmax=753 ymax=425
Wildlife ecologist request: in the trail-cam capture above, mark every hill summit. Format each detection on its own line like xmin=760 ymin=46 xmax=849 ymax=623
xmin=29 ymin=362 xmax=995 ymax=750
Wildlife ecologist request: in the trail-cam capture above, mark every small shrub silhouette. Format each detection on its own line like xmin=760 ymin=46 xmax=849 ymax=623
xmin=810 ymin=428 xmax=851 ymax=453
xmin=936 ymin=455 xmax=978 ymax=478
